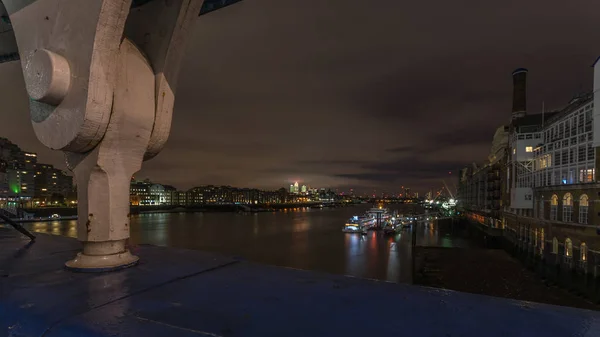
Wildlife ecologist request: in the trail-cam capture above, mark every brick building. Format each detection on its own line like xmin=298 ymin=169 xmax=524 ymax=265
xmin=458 ymin=60 xmax=600 ymax=273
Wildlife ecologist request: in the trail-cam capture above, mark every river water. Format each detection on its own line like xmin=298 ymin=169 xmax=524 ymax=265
xmin=18 ymin=205 xmax=473 ymax=283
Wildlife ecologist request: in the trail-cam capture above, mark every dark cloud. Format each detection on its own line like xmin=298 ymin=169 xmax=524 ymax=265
xmin=431 ymin=125 xmax=498 ymax=147
xmin=385 ymin=146 xmax=415 ymax=154
xmin=1 ymin=0 xmax=600 ymax=194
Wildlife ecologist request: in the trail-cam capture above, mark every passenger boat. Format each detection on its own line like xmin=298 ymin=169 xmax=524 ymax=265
xmin=365 ymin=206 xmax=391 ymax=229
xmin=342 ymin=215 xmax=371 ymax=234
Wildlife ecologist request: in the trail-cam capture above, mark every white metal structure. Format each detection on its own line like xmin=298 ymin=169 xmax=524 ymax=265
xmin=526 ymin=99 xmax=595 ymax=188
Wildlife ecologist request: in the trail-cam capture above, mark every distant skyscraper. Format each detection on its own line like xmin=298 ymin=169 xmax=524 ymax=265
xmin=301 ymin=185 xmax=307 ymax=193
xmin=290 ymin=184 xmax=294 ymax=193
xmin=293 ymin=182 xmax=299 ymax=194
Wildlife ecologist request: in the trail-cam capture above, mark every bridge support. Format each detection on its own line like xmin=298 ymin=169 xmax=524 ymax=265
xmin=3 ymin=0 xmax=203 ymax=271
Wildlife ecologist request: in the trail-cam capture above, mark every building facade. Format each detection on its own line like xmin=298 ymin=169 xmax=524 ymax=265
xmin=0 ymin=139 xmax=37 ymax=204
xmin=458 ymin=60 xmax=600 ymax=274
xmin=458 ymin=125 xmax=509 ymax=224
xmin=33 ymin=163 xmax=73 ymax=205
xmin=186 ymin=185 xmax=284 ymax=205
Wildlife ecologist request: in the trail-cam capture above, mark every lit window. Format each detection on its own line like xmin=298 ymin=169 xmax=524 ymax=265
xmin=562 ymin=193 xmax=573 ymax=222
xmin=550 ymin=194 xmax=558 ymax=220
xmin=565 ymin=238 xmax=573 ymax=257
xmin=513 ymin=148 xmax=516 ymax=154
xmin=579 ymin=194 xmax=589 ymax=224
xmin=525 ymin=146 xmax=533 ymax=152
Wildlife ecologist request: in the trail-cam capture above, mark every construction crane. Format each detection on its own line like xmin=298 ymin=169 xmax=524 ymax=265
xmin=442 ymin=180 xmax=455 ymax=200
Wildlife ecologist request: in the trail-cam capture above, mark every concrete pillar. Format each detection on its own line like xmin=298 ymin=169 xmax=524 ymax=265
xmin=64 ymin=38 xmax=155 ymax=271
xmin=5 ymin=0 xmax=203 ymax=271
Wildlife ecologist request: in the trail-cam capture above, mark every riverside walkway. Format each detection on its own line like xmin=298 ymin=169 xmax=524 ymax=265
xmin=1 ymin=227 xmax=599 ymax=336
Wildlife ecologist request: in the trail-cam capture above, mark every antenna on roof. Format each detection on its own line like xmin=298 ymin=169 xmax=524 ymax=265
xmin=542 ymin=101 xmax=545 ymax=128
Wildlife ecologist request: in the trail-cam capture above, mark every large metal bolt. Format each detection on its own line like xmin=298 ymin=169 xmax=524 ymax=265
xmin=24 ymin=49 xmax=70 ymax=106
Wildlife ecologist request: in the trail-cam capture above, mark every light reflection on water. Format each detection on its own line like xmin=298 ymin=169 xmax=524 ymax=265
xmin=16 ymin=206 xmax=472 ymax=283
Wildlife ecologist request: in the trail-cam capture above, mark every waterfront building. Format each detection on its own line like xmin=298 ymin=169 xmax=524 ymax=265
xmin=0 ymin=162 xmax=8 ymax=208
xmin=33 ymin=163 xmax=73 ymax=206
xmin=458 ymin=124 xmax=509 ymax=224
xmin=20 ymin=152 xmax=36 ymax=200
xmin=130 ymin=180 xmax=179 ymax=206
xmin=175 ymin=190 xmax=188 ymax=206
xmin=519 ymin=94 xmax=594 ymax=218
xmin=162 ymin=185 xmax=178 ymax=205
xmin=187 ymin=186 xmax=205 ymax=205
xmin=130 ymin=180 xmax=153 ymax=206
xmin=148 ymin=184 xmax=167 ymax=205
xmin=458 ymin=60 xmax=600 ymax=276
xmin=185 ymin=185 xmax=284 ymax=205
xmin=0 ymin=139 xmax=37 ymax=203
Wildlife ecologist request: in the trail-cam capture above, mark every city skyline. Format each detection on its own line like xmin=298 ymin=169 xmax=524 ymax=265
xmin=1 ymin=0 xmax=600 ymax=194
xmin=0 ymin=136 xmax=433 ymax=196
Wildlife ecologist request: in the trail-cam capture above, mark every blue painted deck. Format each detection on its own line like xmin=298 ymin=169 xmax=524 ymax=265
xmin=1 ymin=228 xmax=599 ymax=337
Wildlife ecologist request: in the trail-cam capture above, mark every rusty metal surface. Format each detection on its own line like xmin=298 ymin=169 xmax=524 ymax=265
xmin=1 ymin=227 xmax=600 ymax=336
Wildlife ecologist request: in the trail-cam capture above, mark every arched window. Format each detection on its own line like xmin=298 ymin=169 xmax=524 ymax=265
xmin=533 ymin=229 xmax=538 ymax=247
xmin=579 ymin=194 xmax=589 ymax=224
xmin=550 ymin=195 xmax=558 ymax=220
xmin=581 ymin=242 xmax=588 ymax=262
xmin=565 ymin=238 xmax=573 ymax=257
xmin=539 ymin=229 xmax=545 ymax=252
xmin=562 ymin=193 xmax=573 ymax=222
xmin=552 ymin=237 xmax=559 ymax=254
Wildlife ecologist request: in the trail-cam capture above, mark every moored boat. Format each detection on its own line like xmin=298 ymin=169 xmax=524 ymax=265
xmin=343 ymin=215 xmax=371 ymax=234
xmin=365 ymin=205 xmax=391 ymax=229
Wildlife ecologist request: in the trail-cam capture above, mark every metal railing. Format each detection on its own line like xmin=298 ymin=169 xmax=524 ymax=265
xmin=0 ymin=205 xmax=35 ymax=241
xmin=506 ymin=226 xmax=600 ymax=277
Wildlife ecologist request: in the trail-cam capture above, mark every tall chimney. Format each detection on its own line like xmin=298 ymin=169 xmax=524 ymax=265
xmin=511 ymin=68 xmax=528 ymax=120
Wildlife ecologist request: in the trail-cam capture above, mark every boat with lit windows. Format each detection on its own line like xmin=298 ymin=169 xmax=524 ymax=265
xmin=343 ymin=215 xmax=371 ymax=234
xmin=383 ymin=218 xmax=401 ymax=235
xmin=365 ymin=206 xmax=392 ymax=229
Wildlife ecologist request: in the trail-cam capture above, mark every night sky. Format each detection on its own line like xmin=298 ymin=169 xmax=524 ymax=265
xmin=1 ymin=0 xmax=600 ymax=194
